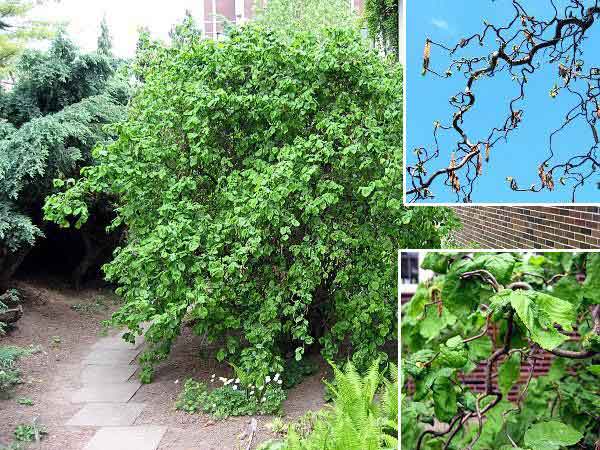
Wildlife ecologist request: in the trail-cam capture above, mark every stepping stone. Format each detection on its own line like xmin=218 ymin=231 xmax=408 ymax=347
xmin=66 ymin=403 xmax=146 ymax=426
xmin=71 ymin=382 xmax=142 ymax=403
xmin=84 ymin=426 xmax=166 ymax=450
xmin=81 ymin=365 xmax=138 ymax=384
xmin=91 ymin=333 xmax=145 ymax=350
xmin=83 ymin=348 xmax=141 ymax=365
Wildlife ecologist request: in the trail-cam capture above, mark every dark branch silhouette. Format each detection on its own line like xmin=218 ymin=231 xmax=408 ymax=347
xmin=407 ymin=0 xmax=600 ymax=203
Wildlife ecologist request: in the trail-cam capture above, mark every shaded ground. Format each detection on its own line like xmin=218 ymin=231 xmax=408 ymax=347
xmin=0 ymin=281 xmax=327 ymax=450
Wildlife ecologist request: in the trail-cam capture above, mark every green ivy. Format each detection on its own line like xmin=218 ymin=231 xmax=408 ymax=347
xmin=364 ymin=0 xmax=399 ymax=59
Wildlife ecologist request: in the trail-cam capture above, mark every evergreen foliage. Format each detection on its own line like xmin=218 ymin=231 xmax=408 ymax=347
xmin=0 ymin=31 xmax=129 ymax=291
xmin=0 ymin=0 xmax=58 ymax=74
xmin=97 ymin=15 xmax=113 ymax=57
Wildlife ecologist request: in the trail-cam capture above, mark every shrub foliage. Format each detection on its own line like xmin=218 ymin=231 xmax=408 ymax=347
xmin=46 ymin=24 xmax=456 ymax=382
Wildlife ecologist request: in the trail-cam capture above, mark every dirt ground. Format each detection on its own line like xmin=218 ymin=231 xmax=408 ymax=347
xmin=0 ymin=280 xmax=327 ymax=450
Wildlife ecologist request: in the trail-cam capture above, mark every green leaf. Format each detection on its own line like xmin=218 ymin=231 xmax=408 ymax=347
xmin=524 ymin=421 xmax=583 ymax=450
xmin=421 ymin=253 xmax=451 ymax=274
xmin=441 ymin=254 xmax=515 ymax=317
xmin=497 ymin=352 xmax=521 ymax=395
xmin=506 ymin=290 xmax=574 ymax=350
xmin=432 ymin=377 xmax=457 ymax=423
xmin=583 ymin=253 xmax=600 ymax=304
xmin=438 ymin=337 xmax=468 ymax=369
xmin=550 ymin=276 xmax=582 ymax=306
xmin=467 ymin=335 xmax=492 ymax=363
xmin=587 ymin=365 xmax=600 ymax=376
xmin=474 ymin=253 xmax=516 ymax=285
xmin=534 ymin=292 xmax=576 ymax=332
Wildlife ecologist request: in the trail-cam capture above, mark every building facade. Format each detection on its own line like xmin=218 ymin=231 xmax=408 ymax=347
xmin=200 ymin=0 xmax=365 ymax=40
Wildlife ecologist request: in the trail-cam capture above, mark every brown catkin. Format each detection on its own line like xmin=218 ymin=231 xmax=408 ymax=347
xmin=485 ymin=143 xmax=491 ymax=162
xmin=423 ymin=39 xmax=431 ymax=74
xmin=538 ymin=164 xmax=546 ymax=187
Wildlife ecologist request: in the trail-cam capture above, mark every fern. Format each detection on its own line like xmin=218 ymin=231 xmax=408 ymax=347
xmin=268 ymin=360 xmax=398 ymax=450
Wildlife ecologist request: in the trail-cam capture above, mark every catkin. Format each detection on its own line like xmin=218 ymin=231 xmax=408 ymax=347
xmin=422 ymin=40 xmax=431 ymax=75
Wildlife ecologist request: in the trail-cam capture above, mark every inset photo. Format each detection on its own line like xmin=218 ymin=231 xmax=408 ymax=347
xmin=400 ymin=250 xmax=599 ymax=449
xmin=404 ymin=1 xmax=600 ymax=204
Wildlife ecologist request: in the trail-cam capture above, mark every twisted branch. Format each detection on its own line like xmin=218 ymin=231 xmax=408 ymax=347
xmin=407 ymin=0 xmax=600 ymax=202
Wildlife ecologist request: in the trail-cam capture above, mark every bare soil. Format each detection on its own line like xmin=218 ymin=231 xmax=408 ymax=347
xmin=0 ymin=281 xmax=327 ymax=450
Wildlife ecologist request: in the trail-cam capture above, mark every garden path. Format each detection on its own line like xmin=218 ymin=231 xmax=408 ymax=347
xmin=65 ymin=325 xmax=168 ymax=450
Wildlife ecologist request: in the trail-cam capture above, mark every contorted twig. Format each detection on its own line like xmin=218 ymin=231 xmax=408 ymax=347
xmin=407 ymin=0 xmax=600 ymax=202
xmin=414 ymin=269 xmax=599 ymax=450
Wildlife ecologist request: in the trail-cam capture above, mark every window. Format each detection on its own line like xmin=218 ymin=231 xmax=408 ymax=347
xmin=400 ymin=252 xmax=420 ymax=285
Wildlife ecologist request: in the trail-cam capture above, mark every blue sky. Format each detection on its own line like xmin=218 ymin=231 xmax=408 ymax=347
xmin=406 ymin=0 xmax=600 ymax=203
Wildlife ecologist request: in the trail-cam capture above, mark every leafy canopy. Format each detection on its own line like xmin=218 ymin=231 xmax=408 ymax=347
xmin=45 ymin=23 xmax=457 ymax=384
xmin=0 ymin=0 xmax=58 ymax=74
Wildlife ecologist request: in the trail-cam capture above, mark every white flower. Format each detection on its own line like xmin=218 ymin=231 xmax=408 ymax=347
xmin=235 ymin=378 xmax=240 ymax=384
xmin=250 ymin=390 xmax=255 ymax=395
xmin=277 ymin=379 xmax=282 ymax=385
xmin=261 ymin=397 xmax=266 ymax=402
xmin=218 ymin=377 xmax=227 ymax=383
xmin=213 ymin=403 xmax=217 ymax=408
xmin=274 ymin=373 xmax=280 ymax=381
xmin=233 ymin=385 xmax=238 ymax=390
xmin=265 ymin=376 xmax=271 ymax=383
xmin=248 ymin=384 xmax=254 ymax=388
xmin=224 ymin=378 xmax=233 ymax=385
xmin=258 ymin=385 xmax=264 ymax=390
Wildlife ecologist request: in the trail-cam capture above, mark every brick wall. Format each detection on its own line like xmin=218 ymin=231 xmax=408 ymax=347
xmin=452 ymin=206 xmax=600 ymax=249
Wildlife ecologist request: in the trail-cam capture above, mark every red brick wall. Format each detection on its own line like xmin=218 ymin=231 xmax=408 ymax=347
xmin=452 ymin=206 xmax=600 ymax=249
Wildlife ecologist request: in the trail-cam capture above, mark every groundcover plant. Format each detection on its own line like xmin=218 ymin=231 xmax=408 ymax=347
xmin=44 ymin=20 xmax=458 ymax=390
xmin=406 ymin=0 xmax=600 ymax=203
xmin=402 ymin=252 xmax=599 ymax=449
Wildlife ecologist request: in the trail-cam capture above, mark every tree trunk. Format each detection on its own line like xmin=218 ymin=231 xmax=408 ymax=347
xmin=71 ymin=231 xmax=102 ymax=290
xmin=0 ymin=248 xmax=29 ymax=293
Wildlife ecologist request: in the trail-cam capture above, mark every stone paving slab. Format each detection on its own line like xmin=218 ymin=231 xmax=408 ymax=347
xmin=81 ymin=364 xmax=138 ymax=384
xmin=71 ymin=382 xmax=142 ymax=403
xmin=66 ymin=403 xmax=146 ymax=426
xmin=91 ymin=333 xmax=145 ymax=350
xmin=84 ymin=426 xmax=167 ymax=450
xmin=82 ymin=348 xmax=141 ymax=365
